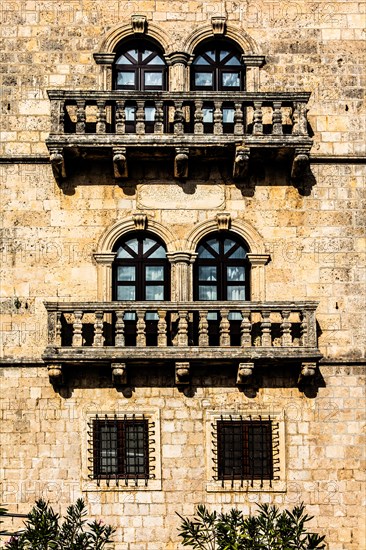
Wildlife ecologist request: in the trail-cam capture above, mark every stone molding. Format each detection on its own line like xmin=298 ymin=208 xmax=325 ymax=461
xmin=183 ymin=23 xmax=259 ymax=57
xmin=96 ymin=21 xmax=171 ymax=55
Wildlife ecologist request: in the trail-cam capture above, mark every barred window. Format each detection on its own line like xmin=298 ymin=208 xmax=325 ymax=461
xmin=91 ymin=415 xmax=151 ymax=484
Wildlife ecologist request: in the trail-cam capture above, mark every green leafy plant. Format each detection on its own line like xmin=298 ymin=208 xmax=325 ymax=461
xmin=4 ymin=499 xmax=115 ymax=550
xmin=177 ymin=502 xmax=326 ymax=549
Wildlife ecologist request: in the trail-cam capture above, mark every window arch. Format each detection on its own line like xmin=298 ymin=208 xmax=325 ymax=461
xmin=113 ymin=39 xmax=167 ymax=91
xmin=194 ymin=232 xmax=250 ymax=301
xmin=191 ymin=41 xmax=245 ymax=91
xmin=112 ymin=233 xmax=170 ymax=301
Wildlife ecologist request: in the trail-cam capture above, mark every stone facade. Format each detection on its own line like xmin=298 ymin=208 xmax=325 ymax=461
xmin=0 ymin=1 xmax=365 ymax=549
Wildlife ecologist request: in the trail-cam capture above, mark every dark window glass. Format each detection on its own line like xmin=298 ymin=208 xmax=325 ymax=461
xmin=191 ymin=44 xmax=245 ymax=91
xmin=114 ymin=42 xmax=167 ymax=91
xmin=217 ymin=420 xmax=273 ymax=481
xmin=93 ymin=418 xmax=149 ymax=479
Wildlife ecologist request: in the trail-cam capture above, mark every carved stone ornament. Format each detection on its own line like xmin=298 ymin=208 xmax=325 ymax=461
xmin=216 ymin=212 xmax=231 ymax=231
xmin=131 ymin=14 xmax=147 ymax=34
xmin=111 ymin=362 xmax=127 ymax=385
xmin=175 ymin=361 xmax=190 ymax=386
xmin=298 ymin=361 xmax=316 ymax=390
xmin=236 ymin=362 xmax=254 ymax=385
xmin=113 ymin=147 xmax=128 ymax=179
xmin=291 ymin=147 xmax=310 ymax=179
xmin=48 ymin=364 xmax=63 ymax=385
xmin=174 ymin=148 xmax=189 ymax=180
xmin=49 ymin=148 xmax=66 ymax=182
xmin=211 ymin=16 xmax=226 ymax=35
xmin=133 ymin=213 xmax=147 ymax=230
xmin=233 ymin=145 xmax=250 ymax=180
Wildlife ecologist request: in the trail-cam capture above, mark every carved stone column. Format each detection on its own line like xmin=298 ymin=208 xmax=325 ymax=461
xmin=241 ymin=55 xmax=266 ymax=92
xmin=165 ymin=52 xmax=191 ymax=91
xmin=247 ymin=253 xmax=270 ymax=301
xmin=93 ymin=252 xmax=116 ymax=301
xmin=167 ymin=252 xmax=197 ymax=301
xmin=93 ymin=53 xmax=116 ymax=90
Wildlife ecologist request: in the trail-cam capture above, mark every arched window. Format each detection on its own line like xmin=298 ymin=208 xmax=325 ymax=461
xmin=191 ymin=42 xmax=245 ymax=92
xmin=112 ymin=233 xmax=170 ymax=301
xmin=114 ymin=40 xmax=167 ymax=91
xmin=194 ymin=232 xmax=250 ymax=301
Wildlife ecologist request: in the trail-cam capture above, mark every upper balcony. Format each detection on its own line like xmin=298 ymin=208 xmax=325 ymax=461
xmin=46 ymin=90 xmax=312 ymax=183
xmin=43 ymin=300 xmax=322 ymax=389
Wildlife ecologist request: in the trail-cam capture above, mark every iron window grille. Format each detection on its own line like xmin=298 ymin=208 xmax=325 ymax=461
xmin=213 ymin=415 xmax=280 ymax=488
xmin=88 ymin=414 xmax=155 ymax=486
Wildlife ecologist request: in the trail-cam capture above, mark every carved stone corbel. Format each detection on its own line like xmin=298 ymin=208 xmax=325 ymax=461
xmin=48 ymin=364 xmax=63 ymax=385
xmin=233 ymin=145 xmax=250 ymax=180
xmin=131 ymin=14 xmax=147 ymax=33
xmin=175 ymin=361 xmax=190 ymax=386
xmin=216 ymin=212 xmax=231 ymax=231
xmin=291 ymin=147 xmax=310 ymax=179
xmin=174 ymin=148 xmax=189 ymax=180
xmin=50 ymin=148 xmax=66 ymax=182
xmin=236 ymin=362 xmax=254 ymax=386
xmin=298 ymin=361 xmax=316 ymax=389
xmin=211 ymin=16 xmax=226 ymax=35
xmin=113 ymin=147 xmax=128 ymax=178
xmin=111 ymin=362 xmax=127 ymax=385
xmin=133 ymin=213 xmax=147 ymax=230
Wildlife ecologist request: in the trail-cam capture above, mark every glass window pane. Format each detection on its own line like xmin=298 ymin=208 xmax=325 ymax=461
xmin=224 ymin=239 xmax=236 ymax=254
xmin=149 ymin=245 xmax=166 ymax=258
xmin=145 ymin=106 xmax=156 ymax=121
xmin=198 ymin=285 xmax=217 ymax=300
xmin=223 ymin=108 xmax=235 ymax=123
xmin=227 ymin=286 xmax=246 ymax=300
xmin=220 ymin=50 xmax=230 ymax=61
xmin=141 ymin=49 xmax=153 ymax=61
xmin=222 ymin=72 xmax=240 ymax=87
xmin=207 ymin=238 xmax=220 ymax=253
xmin=146 ymin=285 xmax=164 ymax=300
xmin=193 ymin=55 xmax=210 ymax=65
xmin=125 ymin=106 xmax=136 ymax=121
xmin=197 ymin=245 xmax=214 ymax=258
xmin=116 ymin=238 xmax=138 ymax=257
xmin=195 ymin=72 xmax=213 ymax=87
xmin=227 ymin=266 xmax=245 ymax=281
xmin=117 ymin=266 xmax=136 ymax=281
xmin=116 ymin=54 xmax=133 ymax=65
xmin=146 ymin=266 xmax=164 ymax=281
xmin=144 ymin=72 xmax=163 ymax=87
xmin=206 ymin=50 xmax=215 ymax=61
xmin=117 ymin=71 xmax=135 ymax=86
xmin=203 ymin=107 xmax=214 ymax=122
xmin=198 ymin=266 xmax=217 ymax=281
xmin=146 ymin=54 xmax=165 ymax=66
xmin=127 ymin=49 xmax=138 ymax=61
xmin=224 ymin=55 xmax=241 ymax=66
xmin=229 ymin=246 xmax=246 ymax=259
xmin=117 ymin=286 xmax=136 ymax=300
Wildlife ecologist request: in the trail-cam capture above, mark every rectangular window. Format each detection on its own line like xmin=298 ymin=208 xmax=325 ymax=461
xmin=217 ymin=418 xmax=273 ymax=482
xmin=92 ymin=416 xmax=149 ymax=481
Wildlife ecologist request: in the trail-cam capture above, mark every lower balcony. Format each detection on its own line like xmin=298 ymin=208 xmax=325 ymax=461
xmin=43 ymin=300 xmax=322 ymax=388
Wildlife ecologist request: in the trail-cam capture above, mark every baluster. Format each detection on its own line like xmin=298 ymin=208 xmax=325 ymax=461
xmin=135 ymin=100 xmax=145 ymax=134
xmin=93 ymin=311 xmax=105 ymax=347
xmin=213 ymin=101 xmax=223 ymax=135
xmin=157 ymin=310 xmax=167 ymax=347
xmin=76 ymin=100 xmax=86 ymax=134
xmin=177 ymin=310 xmax=188 ymax=346
xmin=219 ymin=309 xmax=230 ymax=347
xmin=55 ymin=311 xmax=62 ymax=346
xmin=272 ymin=101 xmax=283 ymax=135
xmin=136 ymin=310 xmax=146 ymax=347
xmin=260 ymin=310 xmax=272 ymax=347
xmin=194 ymin=99 xmax=204 ymax=134
xmin=115 ymin=100 xmax=126 ymax=134
xmin=234 ymin=101 xmax=244 ymax=135
xmin=253 ymin=101 xmax=263 ymax=135
xmin=115 ymin=311 xmax=125 ymax=346
xmin=299 ymin=310 xmax=308 ymax=347
xmin=173 ymin=100 xmax=184 ymax=135
xmin=240 ymin=309 xmax=252 ymax=347
xmin=292 ymin=101 xmax=308 ymax=135
xmin=280 ymin=310 xmax=292 ymax=346
xmin=72 ymin=310 xmax=83 ymax=347
xmin=96 ymin=100 xmax=107 ymax=134
xmin=198 ymin=310 xmax=209 ymax=346
xmin=154 ymin=101 xmax=164 ymax=134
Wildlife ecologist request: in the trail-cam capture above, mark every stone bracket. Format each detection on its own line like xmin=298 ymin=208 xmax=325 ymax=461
xmin=298 ymin=361 xmax=317 ymax=390
xmin=174 ymin=147 xmax=189 ymax=180
xmin=133 ymin=213 xmax=147 ymax=230
xmin=131 ymin=14 xmax=147 ymax=34
xmin=236 ymin=362 xmax=255 ymax=386
xmin=113 ymin=147 xmax=128 ymax=179
xmin=291 ymin=147 xmax=310 ymax=179
xmin=216 ymin=212 xmax=231 ymax=231
xmin=48 ymin=364 xmax=63 ymax=385
xmin=175 ymin=361 xmax=190 ymax=386
xmin=211 ymin=16 xmax=226 ymax=35
xmin=111 ymin=362 xmax=127 ymax=385
xmin=233 ymin=145 xmax=250 ymax=180
xmin=49 ymin=148 xmax=66 ymax=183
